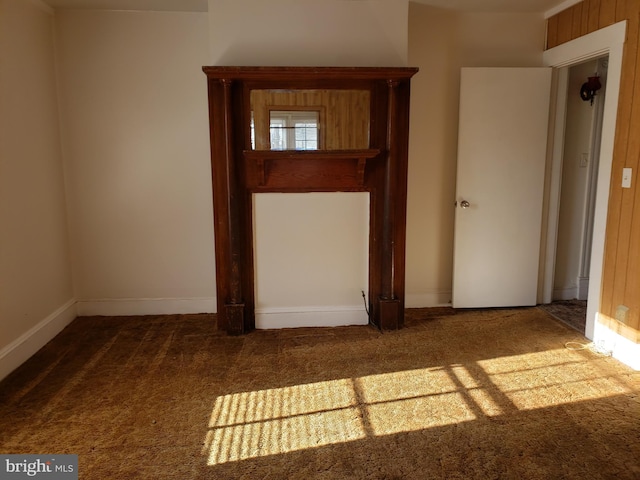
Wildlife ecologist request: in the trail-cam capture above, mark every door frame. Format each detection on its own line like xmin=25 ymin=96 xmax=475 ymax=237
xmin=541 ymin=21 xmax=626 ymax=340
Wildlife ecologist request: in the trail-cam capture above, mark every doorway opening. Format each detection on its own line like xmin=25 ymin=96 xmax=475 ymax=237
xmin=540 ymin=20 xmax=626 ymax=342
xmin=545 ymin=56 xmax=608 ymax=334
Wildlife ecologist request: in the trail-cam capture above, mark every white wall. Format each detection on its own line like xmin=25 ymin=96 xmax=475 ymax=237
xmin=0 ymin=0 xmax=75 ymax=379
xmin=406 ymin=3 xmax=545 ymax=306
xmin=209 ymin=0 xmax=408 ymax=67
xmin=553 ymin=59 xmax=598 ymax=300
xmin=53 ymin=2 xmax=545 ymax=320
xmin=458 ymin=12 xmax=546 ymax=67
xmin=406 ymin=4 xmax=459 ymax=306
xmin=45 ymin=2 xmax=545 ymax=329
xmin=55 ymin=10 xmax=215 ymax=315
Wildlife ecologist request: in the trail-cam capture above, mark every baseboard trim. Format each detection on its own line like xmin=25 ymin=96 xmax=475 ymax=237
xmin=255 ymin=305 xmax=368 ymax=329
xmin=405 ymin=292 xmax=452 ymax=308
xmin=0 ymin=299 xmax=77 ymax=381
xmin=76 ymin=297 xmax=216 ymax=316
xmin=577 ymin=277 xmax=589 ymax=301
xmin=552 ymin=286 xmax=578 ymax=301
xmin=594 ymin=320 xmax=640 ymax=371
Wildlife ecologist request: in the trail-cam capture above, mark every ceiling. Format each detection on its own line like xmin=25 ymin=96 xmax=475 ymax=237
xmin=42 ymin=0 xmax=571 ymax=15
xmin=42 ymin=0 xmax=209 ymax=11
xmin=412 ymin=0 xmax=567 ymax=13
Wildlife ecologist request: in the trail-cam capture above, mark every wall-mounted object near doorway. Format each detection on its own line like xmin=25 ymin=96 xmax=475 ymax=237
xmin=580 ymin=75 xmax=601 ymax=105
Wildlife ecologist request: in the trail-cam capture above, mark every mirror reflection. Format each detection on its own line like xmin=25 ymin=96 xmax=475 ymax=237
xmin=250 ymin=89 xmax=370 ymax=150
xmin=269 ymin=110 xmax=320 ymax=150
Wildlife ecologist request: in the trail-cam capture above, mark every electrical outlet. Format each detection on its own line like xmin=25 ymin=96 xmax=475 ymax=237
xmin=615 ymin=305 xmax=629 ymax=324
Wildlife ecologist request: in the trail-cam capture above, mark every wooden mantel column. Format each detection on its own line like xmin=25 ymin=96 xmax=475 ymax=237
xmin=377 ymin=78 xmax=408 ymax=331
xmin=220 ymin=79 xmax=246 ymax=334
xmin=208 ymin=77 xmax=250 ymax=335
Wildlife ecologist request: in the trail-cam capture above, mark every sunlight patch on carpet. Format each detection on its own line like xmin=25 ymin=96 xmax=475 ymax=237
xmin=478 ymin=349 xmax=633 ymax=410
xmin=354 ymin=367 xmax=477 ymax=435
xmin=204 ymin=349 xmax=633 ymax=465
xmin=205 ymin=379 xmax=365 ymax=465
xmin=356 ymin=368 xmax=458 ymax=403
xmin=365 ymin=391 xmax=476 ymax=435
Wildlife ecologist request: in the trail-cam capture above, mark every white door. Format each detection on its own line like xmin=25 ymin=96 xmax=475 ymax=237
xmin=452 ymin=68 xmax=552 ymax=308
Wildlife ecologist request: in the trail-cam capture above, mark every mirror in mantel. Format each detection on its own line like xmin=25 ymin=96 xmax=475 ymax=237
xmin=250 ymin=89 xmax=370 ymax=151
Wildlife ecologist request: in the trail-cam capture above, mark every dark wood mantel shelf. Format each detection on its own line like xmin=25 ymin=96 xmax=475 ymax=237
xmin=243 ymin=149 xmax=381 ymax=190
xmin=203 ymin=66 xmax=418 ymax=335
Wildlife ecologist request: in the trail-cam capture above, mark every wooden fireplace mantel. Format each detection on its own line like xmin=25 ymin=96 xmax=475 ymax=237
xmin=203 ymin=66 xmax=418 ymax=334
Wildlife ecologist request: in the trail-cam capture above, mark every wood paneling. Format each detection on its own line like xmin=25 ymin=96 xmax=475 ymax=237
xmin=626 ymin=161 xmax=640 ymax=340
xmin=623 ymin=0 xmax=640 ymax=335
xmin=606 ymin=0 xmax=640 ymax=338
xmin=599 ymin=0 xmax=618 ymax=28
xmin=581 ymin=0 xmax=591 ymax=35
xmin=571 ymin=3 xmax=584 ymax=39
xmin=558 ymin=7 xmax=574 ymax=44
xmin=601 ymin=0 xmax=638 ymax=321
xmin=616 ymin=0 xmax=628 ymax=22
xmin=547 ymin=14 xmax=559 ymax=48
xmin=546 ymin=0 xmax=640 ymax=340
xmin=587 ymin=0 xmax=601 ymax=32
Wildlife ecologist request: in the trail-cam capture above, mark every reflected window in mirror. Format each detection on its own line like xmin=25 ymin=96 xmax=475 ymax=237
xmin=269 ymin=110 xmax=319 ymax=150
xmin=250 ymin=111 xmax=256 ymax=149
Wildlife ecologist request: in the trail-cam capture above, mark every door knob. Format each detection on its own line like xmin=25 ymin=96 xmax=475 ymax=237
xmin=460 ymin=200 xmax=470 ymax=209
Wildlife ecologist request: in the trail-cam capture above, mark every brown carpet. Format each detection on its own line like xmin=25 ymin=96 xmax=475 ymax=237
xmin=1 ymin=308 xmax=638 ymax=479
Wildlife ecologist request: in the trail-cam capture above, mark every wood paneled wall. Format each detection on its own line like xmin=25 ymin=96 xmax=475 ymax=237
xmin=250 ymin=89 xmax=370 ymax=150
xmin=547 ymin=0 xmax=640 ymax=342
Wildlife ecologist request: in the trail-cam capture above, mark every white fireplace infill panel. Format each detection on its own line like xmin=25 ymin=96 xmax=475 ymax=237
xmin=253 ymin=192 xmax=369 ymax=329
